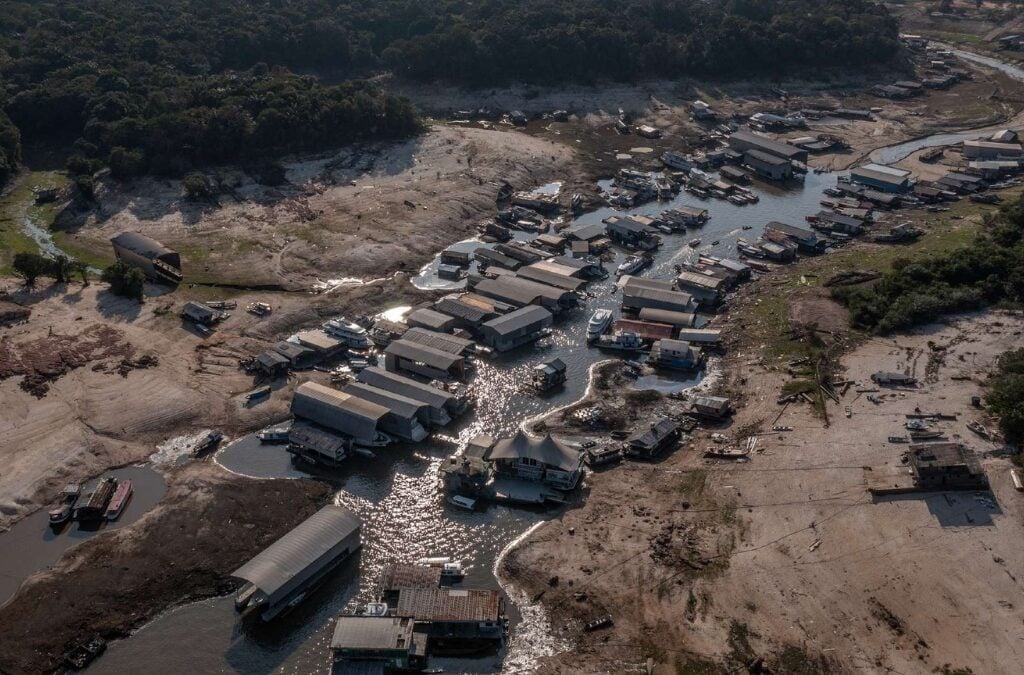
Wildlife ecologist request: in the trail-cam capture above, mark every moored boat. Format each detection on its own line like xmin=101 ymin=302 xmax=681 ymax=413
xmin=616 ymin=254 xmax=651 ymax=276
xmin=586 ymin=309 xmax=613 ymax=342
xmin=688 ymin=238 xmax=701 ymax=248
xmin=106 ymin=479 xmax=133 ymax=521
xmin=48 ymin=484 xmax=82 ymax=526
xmin=596 ymin=332 xmax=644 ymax=352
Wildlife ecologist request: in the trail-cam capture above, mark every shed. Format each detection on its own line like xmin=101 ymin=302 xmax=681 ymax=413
xmin=626 ymin=418 xmax=682 ymax=458
xmin=343 ymin=382 xmax=431 ymax=442
xmin=357 ymin=366 xmax=462 ymax=425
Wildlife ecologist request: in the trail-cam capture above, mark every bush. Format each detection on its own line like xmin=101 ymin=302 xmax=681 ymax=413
xmin=12 ymin=252 xmax=51 ymax=286
xmin=988 ymin=349 xmax=1024 ymax=444
xmin=101 ymin=261 xmax=146 ymax=301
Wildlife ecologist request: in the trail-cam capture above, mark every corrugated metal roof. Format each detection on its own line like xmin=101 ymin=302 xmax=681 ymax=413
xmin=434 ymin=298 xmax=490 ymax=323
xmin=233 ymin=505 xmax=361 ymax=597
xmin=385 ymin=339 xmax=463 ymax=371
xmin=111 ymin=231 xmax=175 ymax=259
xmin=515 ymin=265 xmax=585 ymax=291
xmin=357 ymin=367 xmax=455 ymax=410
xmin=331 ymin=616 xmax=414 ymax=652
xmin=396 ymin=588 xmax=503 ymax=622
xmin=481 ymin=305 xmax=552 ymax=336
xmin=381 ymin=563 xmax=443 ymax=590
xmin=406 ymin=308 xmax=455 ymax=330
xmin=402 ymin=327 xmax=474 ymax=355
xmin=637 ymin=308 xmax=696 ymax=327
xmin=343 ymin=382 xmax=429 ymax=421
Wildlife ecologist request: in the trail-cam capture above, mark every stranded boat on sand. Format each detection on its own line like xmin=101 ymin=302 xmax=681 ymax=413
xmin=106 ymin=479 xmax=133 ymax=521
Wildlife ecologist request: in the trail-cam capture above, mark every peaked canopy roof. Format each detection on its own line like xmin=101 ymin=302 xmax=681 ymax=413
xmin=487 ymin=430 xmax=580 ymax=472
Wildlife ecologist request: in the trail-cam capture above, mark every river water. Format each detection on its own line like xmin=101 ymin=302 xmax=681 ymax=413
xmin=872 ymin=47 xmax=1024 ymax=165
xmin=95 ymin=171 xmax=834 ymax=674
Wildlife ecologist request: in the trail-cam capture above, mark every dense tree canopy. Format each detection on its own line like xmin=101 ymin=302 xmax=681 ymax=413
xmin=0 ymin=0 xmax=901 ymax=182
xmin=832 ymin=196 xmax=1024 ymax=334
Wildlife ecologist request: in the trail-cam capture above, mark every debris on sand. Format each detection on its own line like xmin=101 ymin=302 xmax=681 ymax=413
xmin=0 ymin=324 xmax=139 ymax=397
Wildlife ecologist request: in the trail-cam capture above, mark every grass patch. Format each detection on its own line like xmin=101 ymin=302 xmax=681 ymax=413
xmin=678 ymin=469 xmax=708 ymax=498
xmin=781 ymin=378 xmax=817 ymax=396
xmin=0 ymin=171 xmax=70 ymax=275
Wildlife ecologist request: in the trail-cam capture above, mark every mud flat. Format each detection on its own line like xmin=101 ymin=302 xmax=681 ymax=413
xmin=0 ymin=462 xmax=328 ymax=674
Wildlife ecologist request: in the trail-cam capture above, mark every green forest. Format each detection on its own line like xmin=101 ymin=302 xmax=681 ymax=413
xmin=832 ymin=196 xmax=1024 ymax=334
xmin=0 ymin=0 xmax=901 ymax=185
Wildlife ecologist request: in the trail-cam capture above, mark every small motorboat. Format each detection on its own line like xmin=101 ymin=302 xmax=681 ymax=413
xmin=48 ymin=484 xmax=81 ymax=526
xmin=441 ymin=561 xmax=466 ymax=580
xmin=688 ymin=238 xmax=701 ymax=248
xmin=258 ymin=427 xmax=290 ymax=443
xmin=448 ymin=495 xmax=477 ymax=511
xmin=711 ymin=240 xmax=720 ymax=246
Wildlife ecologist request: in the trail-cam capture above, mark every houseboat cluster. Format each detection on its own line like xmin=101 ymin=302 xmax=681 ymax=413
xmin=46 ymin=476 xmax=133 ymax=527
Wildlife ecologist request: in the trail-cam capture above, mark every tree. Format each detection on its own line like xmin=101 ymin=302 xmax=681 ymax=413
xmin=12 ymin=252 xmax=51 ymax=286
xmin=183 ymin=172 xmax=214 ymax=200
xmin=50 ymin=255 xmax=75 ymax=283
xmin=101 ymin=261 xmax=145 ymax=301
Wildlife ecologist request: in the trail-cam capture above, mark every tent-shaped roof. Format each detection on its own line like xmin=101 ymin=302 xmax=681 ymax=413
xmin=487 ymin=430 xmax=580 ymax=472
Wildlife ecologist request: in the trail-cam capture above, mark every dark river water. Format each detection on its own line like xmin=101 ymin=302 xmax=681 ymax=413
xmin=95 ymin=170 xmax=836 ymax=674
xmin=0 ymin=465 xmax=166 ymax=606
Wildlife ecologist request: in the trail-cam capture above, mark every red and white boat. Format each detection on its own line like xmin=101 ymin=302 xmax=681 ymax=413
xmin=105 ymin=480 xmax=133 ymax=521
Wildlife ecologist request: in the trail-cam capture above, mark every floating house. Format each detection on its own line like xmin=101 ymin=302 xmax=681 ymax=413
xmin=479 ymin=305 xmax=553 ymax=352
xmin=233 ymin=505 xmax=361 ymax=621
xmin=625 ymin=418 xmax=682 ymax=459
xmin=342 ymin=382 xmax=431 ymax=442
xmin=531 ymin=358 xmax=567 ymax=391
xmin=848 ymin=164 xmax=911 ymax=193
xmin=406 ymin=308 xmax=458 ymax=333
xmin=330 ymin=616 xmax=426 ymax=671
xmin=357 ymin=367 xmax=467 ymax=426
xmin=603 ymin=215 xmax=661 ymax=250
xmin=473 ymin=277 xmax=573 ymax=313
xmin=649 ymin=339 xmax=703 ymax=370
xmin=763 ymin=221 xmax=823 ymax=253
xmin=473 ymin=430 xmax=584 ymax=489
xmin=743 ymin=149 xmax=793 ymax=180
xmin=692 ymin=395 xmax=732 ymax=420
xmin=434 ymin=297 xmax=494 ymax=331
xmin=395 ymin=588 xmax=505 ymax=653
xmin=402 ymin=327 xmax=475 ymax=357
xmin=291 ymin=382 xmax=390 ymax=447
xmin=110 ymin=232 xmax=183 ymax=284
xmin=728 ymin=130 xmax=808 ymax=163
xmin=384 ymin=339 xmax=466 ymax=381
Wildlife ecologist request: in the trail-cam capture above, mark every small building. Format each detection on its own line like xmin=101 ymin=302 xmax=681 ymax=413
xmin=395 ymin=588 xmax=505 ymax=651
xmin=494 ymin=242 xmax=545 ymax=265
xmin=764 ymin=221 xmax=823 ymax=253
xmin=441 ymin=249 xmax=472 ymax=267
xmin=962 ymin=140 xmax=1023 ymax=160
xmin=625 ymin=418 xmax=682 ymax=459
xmin=474 ymin=247 xmax=521 ymax=271
xmin=691 ymin=100 xmax=716 ymax=120
xmin=473 ymin=277 xmax=572 ymax=313
xmin=758 ymin=240 xmax=797 ymax=263
xmin=635 ymin=124 xmax=662 ymax=139
xmin=603 ymin=216 xmax=661 ymax=250
xmin=813 ymin=211 xmax=864 ymax=236
xmin=233 ymin=505 xmax=361 ymax=621
xmin=357 ymin=367 xmax=465 ymax=426
xmin=871 ymin=371 xmax=917 ymax=387
xmin=531 ymin=358 xmax=567 ymax=391
xmin=649 ymin=339 xmax=703 ymax=370
xmin=479 ymin=305 xmax=553 ymax=352
xmin=532 ymin=233 xmax=567 ymax=253
xmin=406 ymin=308 xmax=457 ymax=333
xmin=291 ymin=382 xmax=390 ymax=446
xmin=728 ymin=130 xmax=808 ymax=163
xmin=181 ymin=301 xmax=228 ymax=325
xmin=907 ymin=443 xmax=988 ymax=490
xmin=254 ymin=349 xmax=291 ymax=377
xmin=287 ymin=420 xmax=351 ymax=464
xmin=743 ymin=150 xmax=794 ymax=180
xmin=110 ymin=232 xmax=183 ymax=284
xmin=343 ymin=382 xmax=431 ymax=442
xmin=381 ymin=563 xmax=444 ymax=602
xmin=384 ymin=339 xmax=465 ymax=381
xmin=990 ymin=129 xmax=1018 ymax=143
xmin=692 ymin=395 xmax=732 ymax=420
xmin=719 ymin=165 xmax=749 ymax=183
xmin=330 ymin=616 xmax=425 ymax=671
xmin=294 ymin=329 xmax=347 ymax=359
xmin=514 ymin=264 xmax=586 ymax=292
xmin=848 ymin=164 xmax=911 ymax=193
xmin=272 ymin=341 xmax=317 ymax=369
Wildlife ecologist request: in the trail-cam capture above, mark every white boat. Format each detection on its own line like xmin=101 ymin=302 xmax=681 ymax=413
xmin=322 ymin=318 xmax=373 ymax=350
xmin=448 ymin=495 xmax=477 ymax=511
xmin=441 ymin=561 xmax=466 ymax=580
xmin=586 ymin=309 xmax=613 ymax=342
xmin=596 ymin=332 xmax=644 ymax=351
xmin=616 ymin=255 xmax=650 ymax=276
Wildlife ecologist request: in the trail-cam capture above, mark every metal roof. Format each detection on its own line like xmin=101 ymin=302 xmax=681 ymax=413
xmin=343 ymin=382 xmax=429 ymax=422
xmin=567 ymin=223 xmax=606 ymax=241
xmin=729 ymin=130 xmax=805 ymax=160
xmin=481 ymin=305 xmax=552 ymax=336
xmin=233 ymin=505 xmax=361 ymax=598
xmin=381 ymin=563 xmax=443 ymax=591
xmin=745 ymin=149 xmax=790 ymax=166
xmin=357 ymin=367 xmax=455 ymax=410
xmin=675 ymin=329 xmax=723 ymax=344
xmin=331 ymin=616 xmax=413 ymax=652
xmin=434 ymin=298 xmax=490 ymax=323
xmin=385 ymin=339 xmax=463 ymax=371
xmin=402 ymin=327 xmax=474 ymax=355
xmin=396 ymin=588 xmax=503 ymax=622
xmin=628 ymin=418 xmax=680 ymax=449
xmin=406 ymin=308 xmax=455 ymax=331
xmin=514 ymin=265 xmax=586 ymax=291
xmin=111 ymin=231 xmax=175 ymax=259
xmin=637 ymin=308 xmax=696 ymax=327
xmin=474 ymin=277 xmax=567 ymax=307
xmin=292 ymin=381 xmax=389 ymax=439
xmin=487 ymin=430 xmax=580 ymax=472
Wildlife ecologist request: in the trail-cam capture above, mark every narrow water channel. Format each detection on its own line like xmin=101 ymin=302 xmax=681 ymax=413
xmin=0 ymin=465 xmax=166 ymax=607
